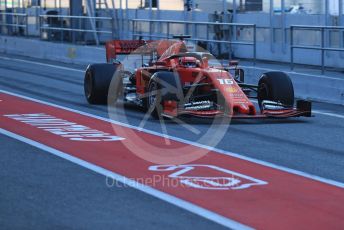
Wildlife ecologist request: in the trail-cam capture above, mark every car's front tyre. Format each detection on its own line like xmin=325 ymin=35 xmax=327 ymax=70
xmin=257 ymin=71 xmax=294 ymax=109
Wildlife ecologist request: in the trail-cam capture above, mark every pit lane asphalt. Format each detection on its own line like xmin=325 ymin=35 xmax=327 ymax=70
xmin=0 ymin=134 xmax=227 ymax=230
xmin=0 ymin=53 xmax=344 ymax=229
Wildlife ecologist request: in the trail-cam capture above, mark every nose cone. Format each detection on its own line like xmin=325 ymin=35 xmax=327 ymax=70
xmin=235 ymin=103 xmax=256 ymax=115
xmin=239 ymin=103 xmax=250 ymax=114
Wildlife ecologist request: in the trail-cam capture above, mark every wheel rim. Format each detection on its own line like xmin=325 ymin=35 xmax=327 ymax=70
xmin=148 ymin=82 xmax=158 ymax=107
xmin=85 ymin=72 xmax=93 ymax=99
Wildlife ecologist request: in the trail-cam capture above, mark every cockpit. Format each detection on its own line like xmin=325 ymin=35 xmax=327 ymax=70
xmin=178 ymin=57 xmax=201 ymax=68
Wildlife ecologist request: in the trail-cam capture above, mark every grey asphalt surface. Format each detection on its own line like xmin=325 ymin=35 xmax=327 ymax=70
xmin=0 ymin=53 xmax=344 ymax=229
xmin=0 ymin=135 xmax=227 ymax=230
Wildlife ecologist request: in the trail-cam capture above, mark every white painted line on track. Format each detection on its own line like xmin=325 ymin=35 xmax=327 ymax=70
xmin=0 ymin=56 xmax=84 ymax=73
xmin=0 ymin=128 xmax=252 ymax=230
xmin=313 ymin=110 xmax=344 ymax=119
xmin=251 ymin=99 xmax=344 ymax=120
xmin=1 ymin=89 xmax=344 ymax=189
xmin=242 ymin=65 xmax=344 ymax=81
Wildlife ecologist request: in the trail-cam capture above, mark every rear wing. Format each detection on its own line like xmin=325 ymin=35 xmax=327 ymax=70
xmin=105 ymin=40 xmax=153 ymax=63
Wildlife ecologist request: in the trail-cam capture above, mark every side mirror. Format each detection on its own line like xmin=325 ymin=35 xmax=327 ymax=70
xmin=111 ymin=59 xmax=121 ymax=65
xmin=227 ymin=60 xmax=243 ymax=82
xmin=235 ymin=68 xmax=245 ymax=82
xmin=229 ymin=60 xmax=239 ymax=67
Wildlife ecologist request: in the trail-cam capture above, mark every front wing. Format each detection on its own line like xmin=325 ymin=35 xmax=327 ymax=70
xmin=162 ymin=100 xmax=312 ymax=119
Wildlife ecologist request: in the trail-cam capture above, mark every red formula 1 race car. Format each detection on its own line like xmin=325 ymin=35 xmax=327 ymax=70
xmin=84 ymin=36 xmax=312 ymax=119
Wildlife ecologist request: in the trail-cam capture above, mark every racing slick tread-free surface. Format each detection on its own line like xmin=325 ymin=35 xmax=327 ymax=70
xmin=84 ymin=64 xmax=117 ymax=104
xmin=258 ymin=71 xmax=294 ymax=107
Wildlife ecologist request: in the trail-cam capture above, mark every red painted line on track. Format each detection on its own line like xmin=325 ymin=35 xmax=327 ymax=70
xmin=1 ymin=92 xmax=343 ymax=229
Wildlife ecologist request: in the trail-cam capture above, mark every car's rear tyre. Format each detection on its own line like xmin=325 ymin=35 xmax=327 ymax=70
xmin=257 ymin=71 xmax=294 ymax=109
xmin=84 ymin=64 xmax=117 ymax=104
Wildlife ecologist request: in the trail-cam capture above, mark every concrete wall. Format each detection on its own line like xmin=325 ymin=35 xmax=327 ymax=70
xmin=4 ymin=6 xmax=343 ymax=69
xmin=0 ymin=35 xmax=343 ymax=105
xmin=0 ymin=36 xmax=105 ymax=65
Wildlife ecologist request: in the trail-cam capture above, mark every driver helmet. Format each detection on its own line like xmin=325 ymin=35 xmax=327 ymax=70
xmin=179 ymin=57 xmax=199 ymax=68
